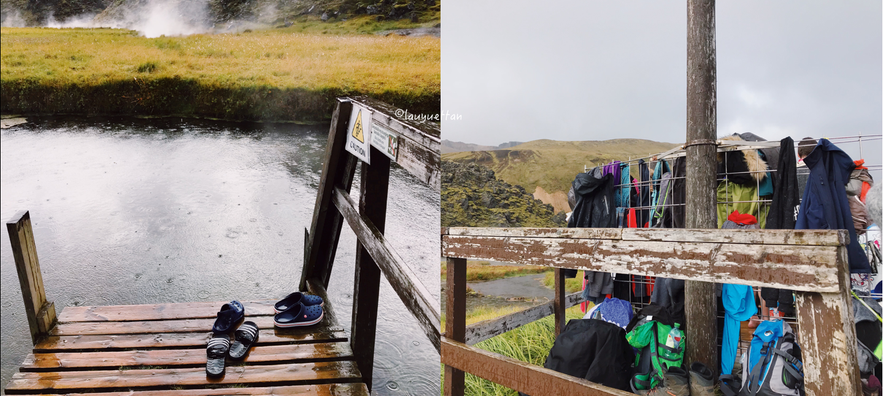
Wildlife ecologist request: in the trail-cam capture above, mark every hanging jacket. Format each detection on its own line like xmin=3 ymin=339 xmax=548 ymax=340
xmin=650 ymin=171 xmax=673 ymax=228
xmin=637 ymin=159 xmax=651 ymax=228
xmin=671 ymin=156 xmax=687 ymax=229
xmin=721 ymin=284 xmax=757 ymax=376
xmin=767 ymin=137 xmax=800 ymax=230
xmin=796 ymin=139 xmax=871 ymax=273
xmin=717 ymin=135 xmax=773 ymax=195
xmin=716 ymin=181 xmax=768 ymax=229
xmin=568 ymin=167 xmax=616 ymax=279
xmin=848 ymin=160 xmax=874 ymax=203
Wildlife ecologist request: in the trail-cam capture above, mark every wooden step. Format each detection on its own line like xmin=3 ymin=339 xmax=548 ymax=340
xmin=35 ymin=329 xmax=347 ymax=352
xmin=22 ymin=342 xmax=355 ymax=371
xmin=6 ymin=361 xmax=362 ymax=394
xmin=28 ymin=383 xmax=369 ymax=395
xmin=58 ymin=300 xmax=280 ymax=323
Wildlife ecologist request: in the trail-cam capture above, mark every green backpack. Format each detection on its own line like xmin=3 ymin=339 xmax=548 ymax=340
xmin=626 ymin=318 xmax=686 ymax=391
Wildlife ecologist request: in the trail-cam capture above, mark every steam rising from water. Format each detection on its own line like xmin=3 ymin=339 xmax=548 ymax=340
xmin=2 ymin=0 xmax=268 ymax=37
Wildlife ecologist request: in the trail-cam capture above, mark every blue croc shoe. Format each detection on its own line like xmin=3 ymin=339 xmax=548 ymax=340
xmin=274 ymin=302 xmax=324 ymax=328
xmin=274 ymin=292 xmax=324 ymax=313
xmin=212 ymin=300 xmax=244 ymax=334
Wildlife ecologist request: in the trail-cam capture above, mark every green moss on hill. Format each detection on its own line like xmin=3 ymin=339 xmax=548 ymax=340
xmin=442 ymin=161 xmax=565 ymax=228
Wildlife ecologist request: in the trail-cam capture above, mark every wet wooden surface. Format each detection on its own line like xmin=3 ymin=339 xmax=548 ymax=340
xmin=5 ymin=300 xmax=369 ymax=395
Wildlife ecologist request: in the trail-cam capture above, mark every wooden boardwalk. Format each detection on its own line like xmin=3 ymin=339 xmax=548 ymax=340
xmin=5 ymin=300 xmax=369 ymax=395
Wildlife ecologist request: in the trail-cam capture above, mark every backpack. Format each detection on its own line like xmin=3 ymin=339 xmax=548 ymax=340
xmin=721 ymin=320 xmax=804 ymax=396
xmin=625 ymin=305 xmax=685 ymax=391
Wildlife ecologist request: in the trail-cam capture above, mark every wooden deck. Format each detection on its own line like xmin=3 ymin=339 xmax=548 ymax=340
xmin=5 ymin=300 xmax=369 ymax=395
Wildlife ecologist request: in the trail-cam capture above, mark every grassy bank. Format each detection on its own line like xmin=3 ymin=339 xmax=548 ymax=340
xmin=442 ymin=305 xmax=587 ymax=396
xmin=0 ymin=27 xmax=439 ymax=121
xmin=440 ymin=260 xmax=551 ymax=282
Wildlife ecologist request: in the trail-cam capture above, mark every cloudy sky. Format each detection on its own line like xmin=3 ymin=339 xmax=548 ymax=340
xmin=441 ymin=1 xmax=881 ymax=172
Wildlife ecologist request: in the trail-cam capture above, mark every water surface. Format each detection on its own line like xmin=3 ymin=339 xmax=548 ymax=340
xmin=0 ymin=117 xmax=440 ymax=395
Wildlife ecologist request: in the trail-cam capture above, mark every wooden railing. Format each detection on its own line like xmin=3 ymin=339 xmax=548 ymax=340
xmin=300 ymin=97 xmax=441 ymax=391
xmin=6 ymin=211 xmax=58 ymax=345
xmin=441 ymin=227 xmax=862 ymax=396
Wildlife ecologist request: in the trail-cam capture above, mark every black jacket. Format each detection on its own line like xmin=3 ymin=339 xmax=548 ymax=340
xmin=796 ymin=139 xmax=871 ymax=273
xmin=568 ymin=167 xmax=616 ymax=228
xmin=767 ymin=137 xmax=799 ymax=230
xmin=543 ymin=319 xmax=635 ymax=391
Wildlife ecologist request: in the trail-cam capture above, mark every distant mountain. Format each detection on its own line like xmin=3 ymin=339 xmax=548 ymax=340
xmin=441 ymin=139 xmax=524 ymax=154
xmin=443 ymin=138 xmax=679 ymax=213
xmin=441 ymin=161 xmax=565 ymax=228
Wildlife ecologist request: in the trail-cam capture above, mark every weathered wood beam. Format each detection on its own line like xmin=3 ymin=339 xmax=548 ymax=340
xmin=7 ymin=210 xmax=57 ymax=345
xmin=349 ymin=97 xmax=441 ymax=189
xmin=444 ymin=227 xmax=847 ymax=247
xmin=441 ymin=338 xmax=633 ymax=396
xmin=301 ymin=100 xmax=358 ymax=291
xmin=463 ymin=292 xmax=582 ymax=345
xmin=350 ymin=149 xmax=390 ymax=391
xmin=331 ymin=186 xmax=441 ymax=352
xmin=444 ymin=258 xmax=467 ymax=396
xmin=443 ymin=234 xmax=841 ymax=292
xmin=794 ymin=246 xmax=861 ymax=396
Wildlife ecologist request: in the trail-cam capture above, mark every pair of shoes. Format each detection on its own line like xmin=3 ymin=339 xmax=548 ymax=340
xmin=274 ymin=292 xmax=324 ymax=312
xmin=649 ymin=367 xmax=690 ymax=396
xmin=206 ymin=301 xmax=259 ymax=378
xmin=689 ymin=362 xmax=714 ymax=396
xmin=274 ymin=292 xmax=324 ymax=328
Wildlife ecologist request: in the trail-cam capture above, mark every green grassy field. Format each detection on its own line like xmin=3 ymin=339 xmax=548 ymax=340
xmin=443 ymin=139 xmax=679 ymax=212
xmin=439 ymin=260 xmax=552 ymax=283
xmin=0 ymin=26 xmax=439 ymax=121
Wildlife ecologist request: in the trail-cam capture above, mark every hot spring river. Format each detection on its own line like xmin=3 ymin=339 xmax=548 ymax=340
xmin=0 ymin=117 xmax=441 ymax=395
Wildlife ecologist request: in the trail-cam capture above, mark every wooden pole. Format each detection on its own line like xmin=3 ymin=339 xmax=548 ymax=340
xmin=7 ymin=211 xmax=57 ymax=344
xmin=685 ymin=0 xmax=719 ymax=377
xmin=350 ymin=147 xmax=391 ymax=391
xmin=444 ymin=257 xmax=467 ymax=396
xmin=300 ymin=100 xmax=357 ymax=291
xmin=553 ymin=268 xmax=566 ymax=337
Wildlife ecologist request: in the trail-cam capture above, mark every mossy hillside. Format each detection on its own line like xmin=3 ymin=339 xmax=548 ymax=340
xmin=443 ymin=139 xmax=679 ymax=212
xmin=0 ymin=27 xmax=440 ymax=121
xmin=441 ymin=161 xmax=566 ymax=228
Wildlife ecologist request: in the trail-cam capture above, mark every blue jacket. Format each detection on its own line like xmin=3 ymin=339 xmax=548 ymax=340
xmin=796 ymin=139 xmax=871 ymax=273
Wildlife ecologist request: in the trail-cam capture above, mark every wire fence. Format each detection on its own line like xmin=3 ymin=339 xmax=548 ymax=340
xmin=577 ymin=132 xmax=881 ymax=366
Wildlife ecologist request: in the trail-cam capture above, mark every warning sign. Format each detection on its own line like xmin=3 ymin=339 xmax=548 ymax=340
xmin=345 ymin=106 xmax=372 ymax=164
xmin=370 ymin=122 xmax=399 ymax=162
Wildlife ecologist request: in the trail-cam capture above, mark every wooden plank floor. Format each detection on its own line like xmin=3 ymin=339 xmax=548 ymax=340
xmin=5 ymin=300 xmax=369 ymax=395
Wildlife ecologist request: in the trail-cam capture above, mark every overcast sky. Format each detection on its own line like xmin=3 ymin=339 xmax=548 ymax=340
xmin=441 ymin=1 xmax=881 ymax=173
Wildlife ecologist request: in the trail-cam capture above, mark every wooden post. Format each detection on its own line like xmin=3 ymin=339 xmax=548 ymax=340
xmin=553 ymin=268 xmax=566 ymax=337
xmin=301 ymin=100 xmax=358 ymax=291
xmin=350 ymin=147 xmax=391 ymax=392
xmin=794 ymin=245 xmax=861 ymax=396
xmin=444 ymin=257 xmax=467 ymax=396
xmin=685 ymin=0 xmax=719 ymax=376
xmin=7 ymin=211 xmax=57 ymax=345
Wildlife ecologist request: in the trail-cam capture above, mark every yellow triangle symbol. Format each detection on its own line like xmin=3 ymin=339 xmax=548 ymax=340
xmin=351 ymin=110 xmax=364 ymax=143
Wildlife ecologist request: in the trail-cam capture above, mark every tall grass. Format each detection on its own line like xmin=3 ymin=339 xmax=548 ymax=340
xmin=0 ymin=27 xmax=439 ymax=121
xmin=442 ymin=306 xmax=587 ymax=396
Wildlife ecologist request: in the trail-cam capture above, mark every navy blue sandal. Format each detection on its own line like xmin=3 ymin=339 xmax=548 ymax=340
xmin=212 ymin=300 xmax=244 ymax=334
xmin=205 ymin=335 xmax=230 ymax=378
xmin=274 ymin=302 xmax=324 ymax=328
xmin=228 ymin=321 xmax=259 ymax=360
xmin=274 ymin=292 xmax=324 ymax=313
